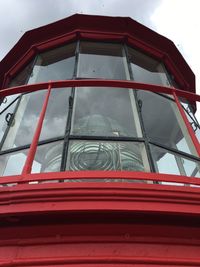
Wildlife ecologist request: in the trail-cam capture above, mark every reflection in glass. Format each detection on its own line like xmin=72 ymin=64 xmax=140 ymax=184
xmin=0 ymin=94 xmax=20 ymax=143
xmin=0 ymin=149 xmax=28 ymax=176
xmin=128 ymin=47 xmax=170 ymax=86
xmin=180 ymin=98 xmax=200 ymax=142
xmin=8 ymin=60 xmax=34 ymax=87
xmin=33 ymin=141 xmax=63 ymax=173
xmin=150 ymin=144 xmax=200 ymax=177
xmin=66 ymin=140 xmax=149 ymax=172
xmin=78 ymin=42 xmax=128 ymax=79
xmin=2 ymin=90 xmax=46 ymax=150
xmin=28 ymin=43 xmax=76 ymax=83
xmin=39 ymin=88 xmax=71 ymax=141
xmin=137 ymin=90 xmax=197 ymax=156
xmin=72 ymin=87 xmax=141 ymax=137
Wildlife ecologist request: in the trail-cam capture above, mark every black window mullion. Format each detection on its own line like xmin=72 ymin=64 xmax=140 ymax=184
xmin=124 ymin=44 xmax=156 ymax=173
xmin=183 ymin=104 xmax=200 ymax=130
xmin=0 ymin=95 xmax=21 ymax=115
xmin=24 ymin=55 xmax=38 ymax=85
xmin=0 ymin=143 xmax=31 ymax=156
xmin=60 ymin=87 xmax=75 ymax=171
xmin=73 ymin=40 xmax=80 ymax=79
xmin=149 ymin=140 xmax=200 ymax=162
xmin=68 ymin=135 xmax=145 ymax=142
xmin=135 ymin=92 xmax=157 ymax=173
xmin=124 ymin=44 xmax=134 ymax=80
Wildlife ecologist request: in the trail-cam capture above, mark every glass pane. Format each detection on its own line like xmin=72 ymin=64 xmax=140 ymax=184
xmin=71 ymin=87 xmax=141 ymax=137
xmin=8 ymin=60 xmax=34 ymax=87
xmin=2 ymin=90 xmax=46 ymax=150
xmin=78 ymin=42 xmax=128 ymax=79
xmin=183 ymin=158 xmax=200 ymax=178
xmin=39 ymin=88 xmax=71 ymax=141
xmin=0 ymin=94 xmax=20 ymax=113
xmin=150 ymin=144 xmax=200 ymax=177
xmin=128 ymin=47 xmax=170 ymax=86
xmin=66 ymin=140 xmax=149 ymax=172
xmin=33 ymin=141 xmax=63 ymax=173
xmin=180 ymin=98 xmax=200 ymax=142
xmin=0 ymin=94 xmax=20 ymax=143
xmin=137 ymin=90 xmax=197 ymax=156
xmin=28 ymin=43 xmax=76 ymax=83
xmin=0 ymin=149 xmax=28 ymax=176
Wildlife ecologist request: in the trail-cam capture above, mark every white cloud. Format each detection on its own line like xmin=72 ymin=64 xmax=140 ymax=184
xmin=151 ymin=0 xmax=200 ymax=120
xmin=0 ymin=0 xmax=199 ymax=122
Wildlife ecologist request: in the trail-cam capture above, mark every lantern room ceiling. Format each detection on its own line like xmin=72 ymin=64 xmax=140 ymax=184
xmin=0 ymin=13 xmax=195 ymax=93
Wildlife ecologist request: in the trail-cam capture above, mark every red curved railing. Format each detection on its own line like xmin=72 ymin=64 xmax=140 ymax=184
xmin=0 ymin=79 xmax=199 ymax=187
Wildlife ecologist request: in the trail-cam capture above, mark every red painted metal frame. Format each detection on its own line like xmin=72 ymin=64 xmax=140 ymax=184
xmin=22 ymin=84 xmax=52 ymax=174
xmin=1 ymin=256 xmax=200 ymax=267
xmin=0 ymin=16 xmax=200 ymax=267
xmin=0 ymin=14 xmax=195 ymax=94
xmin=0 ymin=79 xmax=199 ymax=188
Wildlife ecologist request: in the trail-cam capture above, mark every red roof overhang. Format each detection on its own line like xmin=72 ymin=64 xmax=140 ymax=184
xmin=0 ymin=14 xmax=195 ymax=93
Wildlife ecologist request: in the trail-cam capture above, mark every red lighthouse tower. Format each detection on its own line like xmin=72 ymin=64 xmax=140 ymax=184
xmin=0 ymin=14 xmax=200 ymax=266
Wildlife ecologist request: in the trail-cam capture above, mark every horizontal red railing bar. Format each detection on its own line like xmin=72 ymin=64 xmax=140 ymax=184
xmin=0 ymin=171 xmax=200 ymax=187
xmin=1 ymin=256 xmax=200 ymax=266
xmin=0 ymin=79 xmax=199 ymax=103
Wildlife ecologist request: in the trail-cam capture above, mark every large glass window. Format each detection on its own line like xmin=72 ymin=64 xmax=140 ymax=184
xmin=2 ymin=40 xmax=199 ymax=182
xmin=180 ymin=98 xmax=200 ymax=142
xmin=0 ymin=149 xmax=28 ymax=176
xmin=71 ymin=87 xmax=142 ymax=137
xmin=0 ymin=94 xmax=20 ymax=143
xmin=39 ymin=88 xmax=71 ymax=141
xmin=66 ymin=140 xmax=149 ymax=172
xmin=137 ymin=90 xmax=198 ymax=156
xmin=8 ymin=60 xmax=34 ymax=87
xmin=78 ymin=42 xmax=129 ymax=79
xmin=128 ymin=47 xmax=171 ymax=86
xmin=28 ymin=43 xmax=76 ymax=83
xmin=33 ymin=141 xmax=64 ymax=173
xmin=150 ymin=144 xmax=200 ymax=177
xmin=2 ymin=90 xmax=46 ymax=150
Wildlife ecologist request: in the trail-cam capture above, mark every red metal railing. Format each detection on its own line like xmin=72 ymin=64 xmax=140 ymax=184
xmin=0 ymin=79 xmax=199 ymax=187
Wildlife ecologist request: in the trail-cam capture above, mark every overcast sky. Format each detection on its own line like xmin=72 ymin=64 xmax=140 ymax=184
xmin=0 ymin=0 xmax=199 ymax=118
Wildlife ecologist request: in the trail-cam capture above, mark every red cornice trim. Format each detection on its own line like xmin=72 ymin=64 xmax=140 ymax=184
xmin=0 ymin=14 xmax=195 ymax=93
xmin=1 ymin=182 xmax=200 ymax=217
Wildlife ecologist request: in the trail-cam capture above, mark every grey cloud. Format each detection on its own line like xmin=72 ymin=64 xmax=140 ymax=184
xmin=0 ymin=0 xmax=161 ymax=60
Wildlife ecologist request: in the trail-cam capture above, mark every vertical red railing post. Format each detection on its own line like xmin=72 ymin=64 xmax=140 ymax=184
xmin=173 ymin=90 xmax=200 ymax=157
xmin=22 ymin=83 xmax=52 ymax=175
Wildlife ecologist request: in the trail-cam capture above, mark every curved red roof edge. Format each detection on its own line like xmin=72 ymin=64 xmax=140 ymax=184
xmin=0 ymin=13 xmax=195 ymax=93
